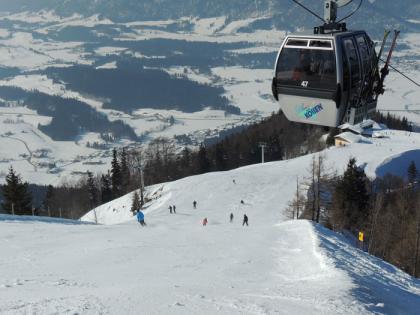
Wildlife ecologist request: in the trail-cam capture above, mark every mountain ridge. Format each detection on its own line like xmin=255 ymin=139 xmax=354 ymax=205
xmin=1 ymin=0 xmax=420 ymax=34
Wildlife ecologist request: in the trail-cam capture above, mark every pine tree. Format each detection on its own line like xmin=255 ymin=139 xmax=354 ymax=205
xmin=214 ymin=143 xmax=227 ymax=171
xmin=43 ymin=184 xmax=54 ymax=216
xmin=87 ymin=171 xmax=98 ymax=208
xmin=181 ymin=147 xmax=191 ymax=172
xmin=408 ymin=161 xmax=418 ymax=186
xmin=111 ymin=148 xmax=122 ymax=198
xmin=1 ymin=166 xmax=32 ymax=215
xmin=197 ymin=143 xmax=210 ymax=173
xmin=131 ymin=191 xmax=141 ymax=215
xmin=331 ymin=158 xmax=370 ymax=231
xmin=120 ymin=147 xmax=130 ymax=194
xmin=100 ymin=173 xmax=113 ymax=204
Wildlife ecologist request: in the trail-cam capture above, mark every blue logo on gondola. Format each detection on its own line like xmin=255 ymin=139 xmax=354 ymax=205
xmin=297 ymin=103 xmax=324 ymax=120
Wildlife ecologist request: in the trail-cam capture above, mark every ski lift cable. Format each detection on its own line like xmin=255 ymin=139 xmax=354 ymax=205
xmin=291 ymin=0 xmax=326 ymax=23
xmin=338 ymin=0 xmax=354 ymax=8
xmin=337 ymin=0 xmax=363 ymax=23
xmin=380 ymin=58 xmax=420 ymax=88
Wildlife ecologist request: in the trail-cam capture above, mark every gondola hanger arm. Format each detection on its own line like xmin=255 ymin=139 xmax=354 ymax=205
xmin=324 ymin=0 xmax=361 ymax=24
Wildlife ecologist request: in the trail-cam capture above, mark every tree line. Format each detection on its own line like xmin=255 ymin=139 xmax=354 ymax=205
xmin=292 ymin=156 xmax=420 ymax=278
xmin=1 ymin=111 xmax=325 ymax=219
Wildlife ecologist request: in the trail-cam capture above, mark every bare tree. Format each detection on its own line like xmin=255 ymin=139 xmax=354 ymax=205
xmin=285 ymin=176 xmax=306 ymax=220
xmin=303 ymin=154 xmax=331 ymax=223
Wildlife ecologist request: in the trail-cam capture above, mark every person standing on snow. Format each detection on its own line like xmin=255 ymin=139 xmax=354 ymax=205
xmin=137 ymin=210 xmax=146 ymax=226
xmin=230 ymin=213 xmax=234 ymax=223
xmin=242 ymin=214 xmax=248 ymax=226
xmin=193 ymin=201 xmax=197 ymax=209
xmin=169 ymin=205 xmax=173 ymax=214
xmin=202 ymin=217 xmax=208 ymax=226
xmin=173 ymin=205 xmax=176 ymax=214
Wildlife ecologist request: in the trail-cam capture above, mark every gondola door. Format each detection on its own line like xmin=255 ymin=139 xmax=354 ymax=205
xmin=341 ymin=36 xmax=362 ymax=123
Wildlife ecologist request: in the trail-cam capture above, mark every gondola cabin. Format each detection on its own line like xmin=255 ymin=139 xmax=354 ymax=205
xmin=272 ymin=31 xmax=379 ymax=127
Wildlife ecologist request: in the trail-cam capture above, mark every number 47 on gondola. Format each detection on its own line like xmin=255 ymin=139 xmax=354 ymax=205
xmin=272 ymin=0 xmax=399 ymax=127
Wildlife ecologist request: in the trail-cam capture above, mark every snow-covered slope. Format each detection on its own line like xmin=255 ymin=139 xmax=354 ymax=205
xmin=2 ymin=129 xmax=420 ymax=314
xmin=83 ymin=128 xmax=420 ymax=226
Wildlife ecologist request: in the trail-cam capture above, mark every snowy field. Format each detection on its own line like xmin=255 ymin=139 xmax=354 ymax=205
xmin=1 ymin=129 xmax=420 ymax=314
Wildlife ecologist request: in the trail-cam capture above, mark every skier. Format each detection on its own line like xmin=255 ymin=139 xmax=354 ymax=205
xmin=233 ymin=179 xmax=236 ymax=184
xmin=137 ymin=210 xmax=146 ymax=226
xmin=242 ymin=214 xmax=248 ymax=226
xmin=173 ymin=205 xmax=176 ymax=214
xmin=230 ymin=213 xmax=234 ymax=223
xmin=169 ymin=205 xmax=173 ymax=214
xmin=193 ymin=200 xmax=197 ymax=209
xmin=240 ymin=200 xmax=244 ymax=205
xmin=202 ymin=217 xmax=208 ymax=226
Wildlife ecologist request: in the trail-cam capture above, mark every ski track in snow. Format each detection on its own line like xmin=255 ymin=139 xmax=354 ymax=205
xmin=317 ymin=224 xmax=420 ymax=314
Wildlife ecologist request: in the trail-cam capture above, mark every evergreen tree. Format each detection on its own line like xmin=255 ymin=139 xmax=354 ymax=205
xmin=326 ymin=128 xmax=340 ymax=147
xmin=1 ymin=166 xmax=32 ymax=215
xmin=131 ymin=191 xmax=141 ymax=215
xmin=87 ymin=171 xmax=98 ymax=208
xmin=331 ymin=158 xmax=370 ymax=231
xmin=197 ymin=143 xmax=210 ymax=173
xmin=100 ymin=173 xmax=113 ymax=204
xmin=43 ymin=184 xmax=54 ymax=215
xmin=111 ymin=148 xmax=122 ymax=198
xmin=214 ymin=143 xmax=227 ymax=171
xmin=120 ymin=147 xmax=130 ymax=194
xmin=408 ymin=161 xmax=418 ymax=186
xmin=181 ymin=147 xmax=191 ymax=171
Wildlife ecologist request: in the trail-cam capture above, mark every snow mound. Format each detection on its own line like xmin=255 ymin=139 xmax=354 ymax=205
xmin=376 ymin=149 xmax=420 ymax=178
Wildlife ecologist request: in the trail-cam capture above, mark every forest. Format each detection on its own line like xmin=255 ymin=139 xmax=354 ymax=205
xmin=0 ymin=86 xmax=138 ymax=141
xmin=291 ymin=154 xmax=420 ymax=278
xmin=44 ymin=62 xmax=239 ymax=114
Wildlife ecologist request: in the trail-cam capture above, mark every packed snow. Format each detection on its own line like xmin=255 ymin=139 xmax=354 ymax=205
xmin=1 ymin=130 xmax=420 ymax=314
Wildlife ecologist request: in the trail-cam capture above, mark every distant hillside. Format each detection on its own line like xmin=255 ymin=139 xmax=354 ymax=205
xmin=1 ymin=0 xmax=420 ymax=34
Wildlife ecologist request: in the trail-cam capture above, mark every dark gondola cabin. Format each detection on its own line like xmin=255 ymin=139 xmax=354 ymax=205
xmin=272 ymin=31 xmax=379 ymax=127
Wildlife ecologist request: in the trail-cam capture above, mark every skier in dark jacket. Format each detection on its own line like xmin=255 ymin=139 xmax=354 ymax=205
xmin=230 ymin=213 xmax=234 ymax=223
xmin=193 ymin=200 xmax=197 ymax=209
xmin=242 ymin=214 xmax=248 ymax=226
xmin=137 ymin=210 xmax=146 ymax=226
xmin=169 ymin=205 xmax=173 ymax=214
xmin=173 ymin=205 xmax=176 ymax=214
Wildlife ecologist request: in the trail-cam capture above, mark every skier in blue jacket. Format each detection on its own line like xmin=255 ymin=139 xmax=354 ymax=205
xmin=137 ymin=210 xmax=146 ymax=226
